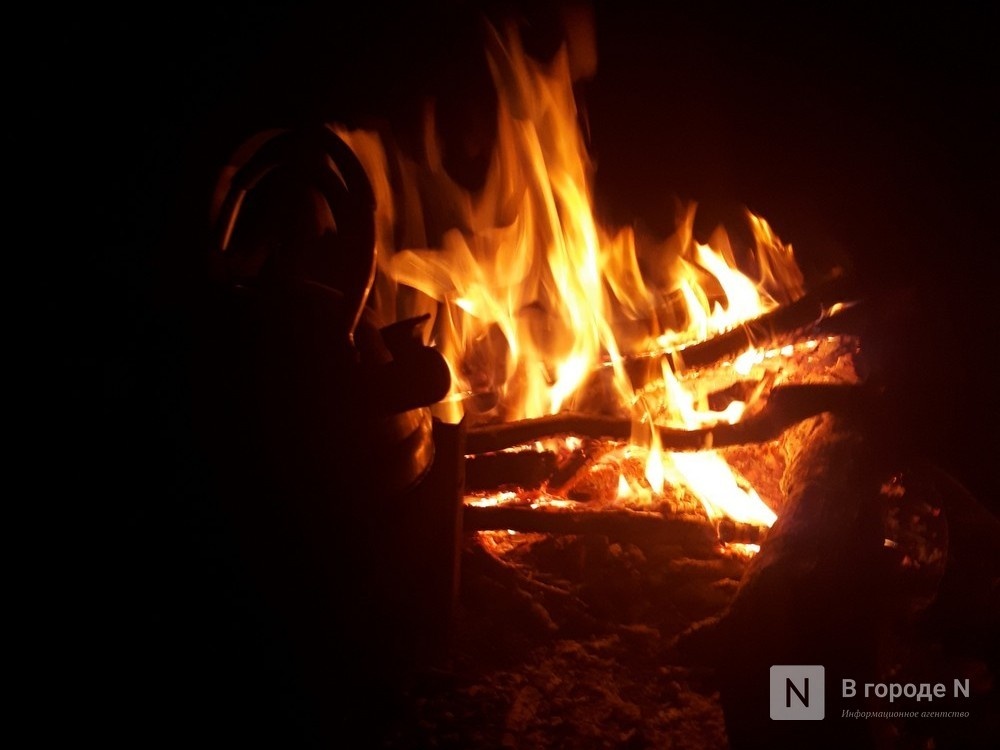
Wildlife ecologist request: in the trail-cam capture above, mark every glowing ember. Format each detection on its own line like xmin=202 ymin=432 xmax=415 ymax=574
xmin=466 ymin=492 xmax=521 ymax=508
xmin=334 ymin=24 xmax=814 ymax=534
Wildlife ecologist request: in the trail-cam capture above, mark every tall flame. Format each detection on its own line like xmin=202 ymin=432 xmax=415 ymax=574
xmin=336 ymin=24 xmax=803 ymax=529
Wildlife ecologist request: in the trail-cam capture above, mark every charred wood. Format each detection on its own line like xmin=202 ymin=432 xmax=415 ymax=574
xmin=466 ymin=504 xmax=764 ymax=546
xmin=547 ymin=447 xmax=589 ymax=490
xmin=466 ymin=412 xmax=630 ymax=454
xmin=672 ymin=412 xmax=885 ymax=749
xmin=464 ymin=450 xmax=557 ymax=491
xmin=717 ymin=518 xmax=766 ymax=545
xmin=464 ymin=505 xmax=720 ymax=554
xmin=660 ymin=275 xmax=856 ymax=371
xmin=466 ymin=383 xmax=869 ymax=454
xmin=546 ymin=439 xmax=607 ymax=490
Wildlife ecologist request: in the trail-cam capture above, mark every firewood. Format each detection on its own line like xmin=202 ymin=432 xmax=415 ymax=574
xmin=671 ymin=412 xmax=885 ymax=748
xmin=466 ymin=413 xmax=631 ymax=454
xmin=546 ymin=439 xmax=608 ymax=490
xmin=464 ymin=505 xmax=719 ymax=554
xmin=566 ymin=461 xmax=623 ymax=503
xmin=547 ymin=447 xmax=590 ymax=490
xmin=465 ymin=450 xmax=557 ymax=491
xmin=563 ymin=451 xmax=648 ymax=504
xmin=674 ymin=413 xmax=882 ymax=651
xmin=466 ymin=383 xmax=870 ymax=454
xmin=454 ymin=278 xmax=857 ymax=422
xmin=717 ymin=518 xmax=766 ymax=544
xmin=658 ymin=274 xmax=856 ymax=371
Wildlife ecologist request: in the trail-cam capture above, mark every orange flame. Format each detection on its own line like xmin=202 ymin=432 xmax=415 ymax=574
xmin=336 ymin=24 xmax=803 ymax=529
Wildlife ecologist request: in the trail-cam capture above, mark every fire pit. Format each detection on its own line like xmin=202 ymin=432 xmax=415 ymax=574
xmin=164 ymin=6 xmax=997 ymax=748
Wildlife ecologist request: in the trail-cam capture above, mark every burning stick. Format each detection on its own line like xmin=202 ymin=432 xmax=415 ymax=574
xmin=466 ymin=383 xmax=869 ymax=454
xmin=467 ymin=413 xmax=631 ymax=454
xmin=653 ymin=275 xmax=857 ymax=372
xmin=464 ymin=506 xmax=764 ymax=550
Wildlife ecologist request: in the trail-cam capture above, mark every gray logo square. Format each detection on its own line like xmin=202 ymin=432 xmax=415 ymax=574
xmin=770 ymin=665 xmax=825 ymax=720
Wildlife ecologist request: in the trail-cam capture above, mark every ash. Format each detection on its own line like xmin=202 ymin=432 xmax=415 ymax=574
xmin=378 ymin=529 xmax=750 ymax=749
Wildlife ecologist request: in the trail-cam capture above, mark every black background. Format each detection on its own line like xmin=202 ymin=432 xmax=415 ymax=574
xmin=76 ymin=1 xmax=996 ymax=744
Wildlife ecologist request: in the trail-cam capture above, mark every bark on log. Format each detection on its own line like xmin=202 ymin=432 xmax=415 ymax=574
xmin=466 ymin=383 xmax=869 ymax=454
xmin=672 ymin=412 xmax=885 ymax=749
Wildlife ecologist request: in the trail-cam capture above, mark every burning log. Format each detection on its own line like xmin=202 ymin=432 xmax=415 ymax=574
xmin=467 ymin=413 xmax=630 ymax=454
xmin=565 ymin=458 xmax=625 ymax=504
xmin=466 ymin=383 xmax=869 ymax=454
xmin=658 ymin=275 xmax=856 ymax=372
xmin=716 ymin=518 xmax=766 ymax=545
xmin=464 ymin=505 xmax=762 ymax=552
xmin=465 ymin=449 xmax=557 ymax=491
xmin=671 ymin=412 xmax=885 ymax=748
xmin=546 ymin=439 xmax=609 ymax=490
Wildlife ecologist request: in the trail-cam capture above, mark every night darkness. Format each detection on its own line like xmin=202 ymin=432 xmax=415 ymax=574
xmin=82 ymin=2 xmax=996 ymax=745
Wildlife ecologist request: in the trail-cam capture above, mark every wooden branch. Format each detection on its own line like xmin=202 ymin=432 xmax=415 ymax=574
xmin=467 ymin=413 xmax=630 ymax=454
xmin=717 ymin=518 xmax=767 ymax=545
xmin=464 ymin=505 xmax=721 ymax=553
xmin=661 ymin=275 xmax=857 ymax=371
xmin=466 ymin=504 xmax=765 ymax=546
xmin=466 ymin=383 xmax=869 ymax=454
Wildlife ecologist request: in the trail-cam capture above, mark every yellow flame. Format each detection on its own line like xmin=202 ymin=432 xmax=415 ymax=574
xmin=733 ymin=347 xmax=763 ymax=376
xmin=669 ymin=451 xmax=776 ymax=526
xmin=335 ymin=24 xmax=800 ymax=529
xmin=617 ymin=474 xmax=631 ymax=500
xmin=749 ymin=212 xmax=804 ymax=303
xmin=694 ymin=242 xmax=774 ymax=330
xmin=645 ymin=429 xmax=665 ymax=495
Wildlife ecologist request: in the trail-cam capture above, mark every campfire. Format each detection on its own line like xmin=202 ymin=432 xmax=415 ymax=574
xmin=201 ymin=13 xmax=998 ymax=750
xmin=332 ymin=24 xmax=860 ymax=554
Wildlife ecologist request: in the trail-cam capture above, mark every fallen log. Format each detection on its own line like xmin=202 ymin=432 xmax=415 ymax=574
xmin=671 ymin=412 xmax=885 ymax=749
xmin=466 ymin=383 xmax=869 ymax=454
